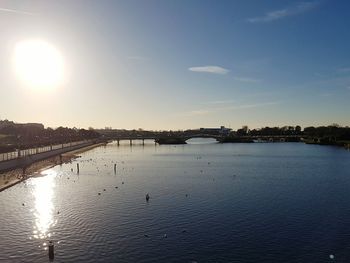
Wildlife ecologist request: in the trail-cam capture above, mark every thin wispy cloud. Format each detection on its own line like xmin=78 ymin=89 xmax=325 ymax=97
xmin=206 ymin=92 xmax=275 ymax=106
xmin=127 ymin=56 xmax=149 ymax=61
xmin=188 ymin=110 xmax=211 ymax=116
xmin=0 ymin=7 xmax=34 ymax=16
xmin=206 ymin=99 xmax=236 ymax=105
xmin=289 ymin=75 xmax=350 ymax=93
xmin=233 ymin=77 xmax=261 ymax=83
xmin=226 ymin=101 xmax=281 ymax=110
xmin=186 ymin=101 xmax=281 ymax=116
xmin=188 ymin=66 xmax=229 ymax=75
xmin=247 ymin=1 xmax=319 ymax=23
xmin=338 ymin=67 xmax=350 ymax=73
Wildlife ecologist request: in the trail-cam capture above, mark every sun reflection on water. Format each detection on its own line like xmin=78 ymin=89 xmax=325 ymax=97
xmin=31 ymin=169 xmax=57 ymax=239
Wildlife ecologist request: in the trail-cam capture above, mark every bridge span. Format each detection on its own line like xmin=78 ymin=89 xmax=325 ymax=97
xmin=104 ymin=134 xmax=303 ymax=145
xmin=105 ymin=134 xmax=224 ymax=145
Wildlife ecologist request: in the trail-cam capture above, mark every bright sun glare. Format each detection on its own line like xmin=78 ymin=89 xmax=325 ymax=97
xmin=13 ymin=40 xmax=64 ymax=89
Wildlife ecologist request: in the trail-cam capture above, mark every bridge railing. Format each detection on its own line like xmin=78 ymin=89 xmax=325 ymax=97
xmin=0 ymin=139 xmax=91 ymax=162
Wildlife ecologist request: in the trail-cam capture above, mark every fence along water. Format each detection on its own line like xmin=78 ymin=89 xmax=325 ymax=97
xmin=0 ymin=140 xmax=90 ymax=162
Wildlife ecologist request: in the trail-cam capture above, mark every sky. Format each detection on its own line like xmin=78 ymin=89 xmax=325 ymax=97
xmin=0 ymin=0 xmax=349 ymax=130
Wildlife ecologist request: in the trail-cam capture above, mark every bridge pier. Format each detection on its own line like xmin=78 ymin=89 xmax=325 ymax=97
xmin=142 ymin=139 xmax=145 ymax=146
xmin=130 ymin=139 xmax=132 ymax=146
xmin=117 ymin=139 xmax=120 ymax=146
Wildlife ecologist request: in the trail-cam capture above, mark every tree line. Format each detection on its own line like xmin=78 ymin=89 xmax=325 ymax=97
xmin=235 ymin=124 xmax=350 ymax=145
xmin=0 ymin=120 xmax=100 ymax=152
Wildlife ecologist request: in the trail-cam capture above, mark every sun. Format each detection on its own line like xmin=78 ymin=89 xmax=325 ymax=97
xmin=13 ymin=39 xmax=64 ymax=89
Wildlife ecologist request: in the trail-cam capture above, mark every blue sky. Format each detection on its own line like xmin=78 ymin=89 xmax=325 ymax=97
xmin=0 ymin=0 xmax=349 ymax=130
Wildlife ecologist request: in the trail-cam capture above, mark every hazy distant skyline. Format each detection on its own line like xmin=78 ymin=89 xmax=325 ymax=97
xmin=1 ymin=0 xmax=350 ymax=130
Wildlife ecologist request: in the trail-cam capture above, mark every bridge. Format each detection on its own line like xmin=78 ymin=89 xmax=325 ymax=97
xmin=106 ymin=134 xmax=303 ymax=145
xmin=105 ymin=134 xmax=224 ymax=145
xmin=99 ymin=130 xmax=303 ymax=145
xmin=111 ymin=136 xmax=157 ymax=145
xmin=155 ymin=134 xmax=225 ymax=144
xmin=182 ymin=134 xmax=223 ymax=139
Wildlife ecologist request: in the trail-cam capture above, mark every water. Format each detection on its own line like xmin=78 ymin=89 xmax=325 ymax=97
xmin=1 ymin=139 xmax=350 ymax=262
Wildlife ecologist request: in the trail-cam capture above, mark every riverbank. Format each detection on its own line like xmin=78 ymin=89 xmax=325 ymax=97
xmin=0 ymin=142 xmax=107 ymax=192
xmin=304 ymin=139 xmax=350 ymax=150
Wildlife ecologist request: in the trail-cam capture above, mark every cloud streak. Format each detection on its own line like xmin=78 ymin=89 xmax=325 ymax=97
xmin=206 ymin=100 xmax=236 ymax=105
xmin=247 ymin=1 xmax=319 ymax=23
xmin=188 ymin=66 xmax=229 ymax=75
xmin=225 ymin=101 xmax=281 ymax=110
xmin=0 ymin=7 xmax=34 ymax=16
xmin=127 ymin=56 xmax=149 ymax=61
xmin=338 ymin=67 xmax=350 ymax=73
xmin=188 ymin=110 xmax=211 ymax=116
xmin=186 ymin=101 xmax=281 ymax=116
xmin=233 ymin=76 xmax=261 ymax=83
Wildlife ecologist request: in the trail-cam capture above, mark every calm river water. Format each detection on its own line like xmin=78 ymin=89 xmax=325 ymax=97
xmin=1 ymin=139 xmax=350 ymax=262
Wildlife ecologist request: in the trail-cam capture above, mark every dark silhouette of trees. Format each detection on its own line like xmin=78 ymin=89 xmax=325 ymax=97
xmin=0 ymin=120 xmax=100 ymax=152
xmin=303 ymin=125 xmax=350 ymax=143
xmin=247 ymin=126 xmax=302 ymax=136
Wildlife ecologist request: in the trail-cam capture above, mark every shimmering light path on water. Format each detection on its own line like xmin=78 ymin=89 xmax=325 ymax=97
xmin=1 ymin=139 xmax=350 ymax=262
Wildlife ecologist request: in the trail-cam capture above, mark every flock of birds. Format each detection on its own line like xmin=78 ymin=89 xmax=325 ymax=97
xmin=50 ymin=155 xmax=199 ymax=240
xmin=66 ymin=154 xmax=227 ymax=199
xmin=18 ymin=149 xmax=337 ymax=261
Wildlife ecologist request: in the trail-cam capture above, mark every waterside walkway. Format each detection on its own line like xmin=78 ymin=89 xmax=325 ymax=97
xmin=0 ymin=140 xmax=105 ymax=191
